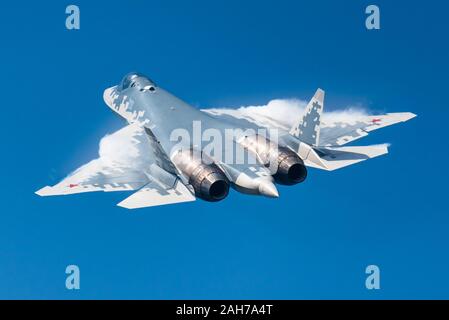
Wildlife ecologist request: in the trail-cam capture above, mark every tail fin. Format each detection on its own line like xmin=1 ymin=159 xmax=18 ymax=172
xmin=290 ymin=88 xmax=325 ymax=146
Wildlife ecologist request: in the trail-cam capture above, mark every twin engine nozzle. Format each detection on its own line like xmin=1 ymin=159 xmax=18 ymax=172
xmin=171 ymin=135 xmax=307 ymax=202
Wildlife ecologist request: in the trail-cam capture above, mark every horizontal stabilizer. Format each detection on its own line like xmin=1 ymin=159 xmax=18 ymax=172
xmin=117 ymin=179 xmax=195 ymax=209
xmin=304 ymin=144 xmax=389 ymax=171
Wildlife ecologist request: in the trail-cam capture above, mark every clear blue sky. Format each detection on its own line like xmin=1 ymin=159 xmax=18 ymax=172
xmin=1 ymin=0 xmax=448 ymax=299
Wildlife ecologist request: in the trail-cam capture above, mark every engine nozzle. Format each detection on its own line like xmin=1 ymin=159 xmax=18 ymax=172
xmin=273 ymin=149 xmax=307 ymax=185
xmin=171 ymin=149 xmax=230 ymax=202
xmin=238 ymin=135 xmax=307 ymax=185
xmin=190 ymin=164 xmax=229 ymax=201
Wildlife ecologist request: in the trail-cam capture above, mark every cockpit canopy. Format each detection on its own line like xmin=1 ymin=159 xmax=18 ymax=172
xmin=119 ymin=72 xmax=157 ymax=92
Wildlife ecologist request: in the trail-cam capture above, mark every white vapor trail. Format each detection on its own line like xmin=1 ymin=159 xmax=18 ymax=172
xmin=204 ymin=98 xmax=369 ymax=130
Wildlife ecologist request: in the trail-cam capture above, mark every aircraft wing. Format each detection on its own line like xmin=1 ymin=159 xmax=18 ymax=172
xmin=35 ymin=164 xmax=148 ymax=196
xmin=318 ymin=113 xmax=416 ymax=146
xmin=36 ymin=123 xmax=195 ymax=209
xmin=204 ymin=109 xmax=416 ymax=147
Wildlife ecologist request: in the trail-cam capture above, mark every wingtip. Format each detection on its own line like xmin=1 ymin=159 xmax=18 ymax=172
xmin=387 ymin=112 xmax=417 ymax=122
xmin=314 ymin=88 xmax=325 ymax=101
xmin=409 ymin=112 xmax=417 ymax=119
xmin=401 ymin=112 xmax=417 ymax=121
xmin=35 ymin=186 xmax=52 ymax=197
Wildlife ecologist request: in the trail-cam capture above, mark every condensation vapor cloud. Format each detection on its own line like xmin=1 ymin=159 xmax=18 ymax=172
xmin=64 ymin=124 xmax=151 ymax=181
xmin=204 ymin=98 xmax=369 ymax=131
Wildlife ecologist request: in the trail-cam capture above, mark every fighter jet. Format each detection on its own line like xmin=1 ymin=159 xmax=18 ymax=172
xmin=36 ymin=73 xmax=416 ymax=209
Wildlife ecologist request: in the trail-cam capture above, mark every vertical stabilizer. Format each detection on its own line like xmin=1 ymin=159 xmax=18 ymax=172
xmin=290 ymin=88 xmax=325 ymax=146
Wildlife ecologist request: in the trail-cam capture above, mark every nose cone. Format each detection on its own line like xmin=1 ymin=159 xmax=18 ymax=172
xmin=258 ymin=180 xmax=279 ymax=198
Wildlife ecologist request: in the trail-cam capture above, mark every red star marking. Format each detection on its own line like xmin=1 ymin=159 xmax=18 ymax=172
xmin=68 ymin=184 xmax=78 ymax=188
xmin=371 ymin=118 xmax=382 ymax=123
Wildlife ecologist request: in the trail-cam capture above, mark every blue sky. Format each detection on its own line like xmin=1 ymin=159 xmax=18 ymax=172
xmin=0 ymin=0 xmax=448 ymax=299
